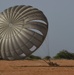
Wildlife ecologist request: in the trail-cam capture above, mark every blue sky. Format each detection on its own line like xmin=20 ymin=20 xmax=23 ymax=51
xmin=0 ymin=0 xmax=74 ymax=57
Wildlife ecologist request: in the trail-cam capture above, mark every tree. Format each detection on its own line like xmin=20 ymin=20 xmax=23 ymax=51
xmin=53 ymin=50 xmax=74 ymax=59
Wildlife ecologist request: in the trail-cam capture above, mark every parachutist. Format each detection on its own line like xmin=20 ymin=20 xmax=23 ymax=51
xmin=48 ymin=61 xmax=59 ymax=66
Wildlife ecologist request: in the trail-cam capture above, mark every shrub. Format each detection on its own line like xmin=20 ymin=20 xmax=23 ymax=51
xmin=26 ymin=55 xmax=41 ymax=60
xmin=44 ymin=56 xmax=51 ymax=60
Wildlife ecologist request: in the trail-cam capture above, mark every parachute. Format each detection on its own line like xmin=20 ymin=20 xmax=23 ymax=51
xmin=0 ymin=5 xmax=48 ymax=60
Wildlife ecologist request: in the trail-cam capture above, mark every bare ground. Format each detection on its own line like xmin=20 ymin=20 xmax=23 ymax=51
xmin=0 ymin=59 xmax=74 ymax=75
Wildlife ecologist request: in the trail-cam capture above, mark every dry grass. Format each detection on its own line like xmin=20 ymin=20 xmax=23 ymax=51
xmin=0 ymin=59 xmax=74 ymax=75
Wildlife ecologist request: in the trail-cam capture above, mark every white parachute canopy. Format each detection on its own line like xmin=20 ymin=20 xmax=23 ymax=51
xmin=0 ymin=5 xmax=48 ymax=60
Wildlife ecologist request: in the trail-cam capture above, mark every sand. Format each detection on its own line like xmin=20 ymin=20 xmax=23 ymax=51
xmin=0 ymin=59 xmax=74 ymax=75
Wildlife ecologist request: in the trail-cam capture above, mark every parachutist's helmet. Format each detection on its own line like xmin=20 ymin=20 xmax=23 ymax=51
xmin=0 ymin=5 xmax=48 ymax=60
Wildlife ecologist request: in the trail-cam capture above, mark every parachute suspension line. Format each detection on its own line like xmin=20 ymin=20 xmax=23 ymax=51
xmin=43 ymin=24 xmax=60 ymax=66
xmin=46 ymin=31 xmax=50 ymax=61
xmin=45 ymin=21 xmax=51 ymax=62
xmin=41 ymin=36 xmax=60 ymax=66
xmin=42 ymin=31 xmax=60 ymax=67
xmin=41 ymin=36 xmax=51 ymax=66
xmin=40 ymin=23 xmax=52 ymax=66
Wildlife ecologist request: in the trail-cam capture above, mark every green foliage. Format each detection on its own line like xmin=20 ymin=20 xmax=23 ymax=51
xmin=26 ymin=55 xmax=41 ymax=60
xmin=44 ymin=56 xmax=51 ymax=60
xmin=54 ymin=50 xmax=74 ymax=59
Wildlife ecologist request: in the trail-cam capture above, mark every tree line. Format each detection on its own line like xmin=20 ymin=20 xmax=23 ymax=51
xmin=27 ymin=50 xmax=74 ymax=60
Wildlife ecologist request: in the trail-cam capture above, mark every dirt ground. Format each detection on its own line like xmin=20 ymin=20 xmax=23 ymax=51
xmin=0 ymin=59 xmax=74 ymax=75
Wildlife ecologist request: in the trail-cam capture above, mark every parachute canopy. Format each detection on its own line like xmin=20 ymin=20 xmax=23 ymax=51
xmin=0 ymin=5 xmax=48 ymax=60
